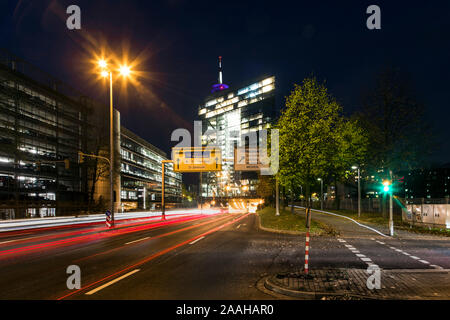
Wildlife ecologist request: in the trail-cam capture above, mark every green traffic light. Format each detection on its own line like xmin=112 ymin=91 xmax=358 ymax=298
xmin=382 ymin=180 xmax=392 ymax=193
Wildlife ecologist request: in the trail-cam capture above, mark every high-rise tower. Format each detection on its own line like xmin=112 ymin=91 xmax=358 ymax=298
xmin=198 ymin=58 xmax=276 ymax=197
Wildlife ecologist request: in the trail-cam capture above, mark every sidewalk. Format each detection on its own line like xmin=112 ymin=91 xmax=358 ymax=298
xmin=264 ymin=268 xmax=450 ymax=300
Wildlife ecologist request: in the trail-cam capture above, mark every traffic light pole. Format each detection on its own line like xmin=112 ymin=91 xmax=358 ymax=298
xmin=357 ymin=167 xmax=361 ymax=218
xmin=389 ymin=170 xmax=394 ymax=236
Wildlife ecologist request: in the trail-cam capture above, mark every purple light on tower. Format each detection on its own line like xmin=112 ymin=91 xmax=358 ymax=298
xmin=211 ymin=56 xmax=229 ymax=93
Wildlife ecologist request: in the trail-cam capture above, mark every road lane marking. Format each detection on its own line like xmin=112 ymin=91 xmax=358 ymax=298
xmin=236 ymin=224 xmax=241 ymax=229
xmin=85 ymin=269 xmax=140 ymax=295
xmin=0 ymin=214 xmax=213 ymax=258
xmin=338 ymin=238 xmax=378 ymax=268
xmin=189 ymin=236 xmax=205 ymax=245
xmin=73 ymin=214 xmax=231 ymax=263
xmin=0 ymin=235 xmax=49 ymax=245
xmin=430 ymin=265 xmax=443 ymax=269
xmin=125 ymin=237 xmax=150 ymax=245
xmin=371 ymin=239 xmax=445 ymax=270
xmin=57 ymin=212 xmax=251 ymax=300
xmin=0 ymin=240 xmax=16 ymax=245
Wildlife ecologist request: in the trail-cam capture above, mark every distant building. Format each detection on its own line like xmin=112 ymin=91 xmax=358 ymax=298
xmin=119 ymin=126 xmax=182 ymax=211
xmin=403 ymin=165 xmax=450 ymax=199
xmin=198 ymin=58 xmax=276 ymax=197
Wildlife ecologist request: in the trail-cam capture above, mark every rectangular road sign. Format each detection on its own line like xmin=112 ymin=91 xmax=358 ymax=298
xmin=172 ymin=147 xmax=222 ymax=172
xmin=234 ymin=147 xmax=269 ymax=171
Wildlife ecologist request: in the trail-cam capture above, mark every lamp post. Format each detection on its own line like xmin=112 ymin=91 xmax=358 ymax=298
xmin=98 ymin=59 xmax=132 ymax=228
xmin=317 ymin=178 xmax=323 ymax=210
xmin=352 ymin=166 xmax=361 ymax=218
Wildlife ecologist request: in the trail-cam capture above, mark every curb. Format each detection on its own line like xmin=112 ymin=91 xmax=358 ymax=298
xmin=264 ymin=276 xmax=376 ymax=300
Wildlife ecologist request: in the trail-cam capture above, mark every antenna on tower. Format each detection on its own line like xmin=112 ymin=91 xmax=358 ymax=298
xmin=211 ymin=56 xmax=229 ymax=93
xmin=218 ymin=56 xmax=223 ymax=84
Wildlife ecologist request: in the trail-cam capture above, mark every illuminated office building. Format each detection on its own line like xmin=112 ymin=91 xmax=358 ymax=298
xmin=120 ymin=126 xmax=182 ymax=211
xmin=198 ymin=59 xmax=276 ymax=197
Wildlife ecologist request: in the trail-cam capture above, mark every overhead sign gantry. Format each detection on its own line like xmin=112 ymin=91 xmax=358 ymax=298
xmin=172 ymin=146 xmax=222 ymax=172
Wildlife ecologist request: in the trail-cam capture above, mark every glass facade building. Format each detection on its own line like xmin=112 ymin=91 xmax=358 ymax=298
xmin=120 ymin=127 xmax=182 ymax=211
xmin=198 ymin=75 xmax=276 ymax=197
xmin=0 ymin=50 xmax=89 ymax=219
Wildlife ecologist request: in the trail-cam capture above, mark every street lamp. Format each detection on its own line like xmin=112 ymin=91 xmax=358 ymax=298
xmin=352 ymin=165 xmax=361 ymax=218
xmin=317 ymin=178 xmax=323 ymax=210
xmin=97 ymin=58 xmax=133 ymax=228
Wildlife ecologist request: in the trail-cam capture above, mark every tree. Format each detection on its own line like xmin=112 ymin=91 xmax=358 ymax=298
xmin=256 ymin=174 xmax=275 ymax=206
xmin=276 ymin=77 xmax=368 ymax=274
xmin=276 ymin=77 xmax=367 ymax=223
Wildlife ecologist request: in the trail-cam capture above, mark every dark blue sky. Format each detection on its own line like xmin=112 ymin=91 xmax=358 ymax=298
xmin=1 ymin=0 xmax=450 ymax=163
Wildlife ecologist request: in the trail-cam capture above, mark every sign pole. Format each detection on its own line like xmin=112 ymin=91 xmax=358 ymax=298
xmin=161 ymin=160 xmax=172 ymax=220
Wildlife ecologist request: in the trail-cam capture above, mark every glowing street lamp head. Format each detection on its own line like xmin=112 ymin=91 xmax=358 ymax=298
xmin=100 ymin=70 xmax=109 ymax=78
xmin=98 ymin=59 xmax=107 ymax=69
xmin=119 ymin=65 xmax=131 ymax=77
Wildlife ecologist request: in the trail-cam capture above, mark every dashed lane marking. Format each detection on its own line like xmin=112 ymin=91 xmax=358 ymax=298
xmin=430 ymin=265 xmax=444 ymax=270
xmin=370 ymin=239 xmax=444 ymax=270
xmin=85 ymin=269 xmax=140 ymax=295
xmin=125 ymin=237 xmax=150 ymax=245
xmin=338 ymin=238 xmax=379 ymax=269
xmin=189 ymin=236 xmax=205 ymax=245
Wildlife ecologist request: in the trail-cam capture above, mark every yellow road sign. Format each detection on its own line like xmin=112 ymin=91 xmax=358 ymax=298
xmin=172 ymin=147 xmax=222 ymax=172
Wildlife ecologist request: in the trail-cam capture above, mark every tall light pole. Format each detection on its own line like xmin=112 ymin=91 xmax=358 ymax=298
xmin=98 ymin=59 xmax=132 ymax=228
xmin=352 ymin=166 xmax=361 ymax=218
xmin=317 ymin=178 xmax=323 ymax=210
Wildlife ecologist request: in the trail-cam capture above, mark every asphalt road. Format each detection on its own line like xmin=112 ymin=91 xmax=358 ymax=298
xmin=0 ymin=208 xmax=448 ymax=300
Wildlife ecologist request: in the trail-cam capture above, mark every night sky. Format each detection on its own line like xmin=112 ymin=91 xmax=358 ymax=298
xmin=1 ymin=0 xmax=450 ymax=169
